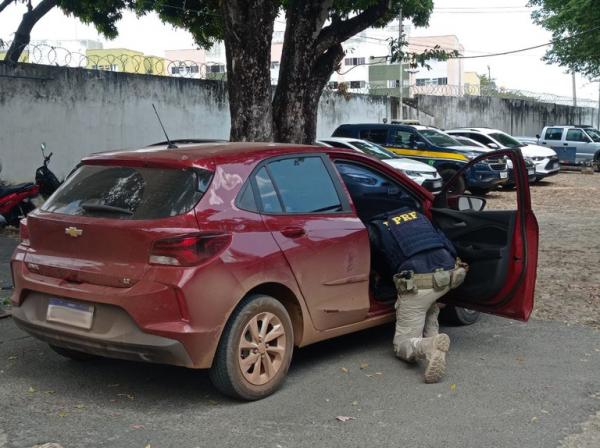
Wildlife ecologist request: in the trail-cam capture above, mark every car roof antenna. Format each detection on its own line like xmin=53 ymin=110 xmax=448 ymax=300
xmin=152 ymin=104 xmax=177 ymax=149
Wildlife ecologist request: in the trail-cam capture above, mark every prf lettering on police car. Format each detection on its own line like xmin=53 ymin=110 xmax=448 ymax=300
xmin=383 ymin=211 xmax=418 ymax=226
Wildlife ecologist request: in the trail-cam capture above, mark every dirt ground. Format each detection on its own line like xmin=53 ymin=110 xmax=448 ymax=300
xmin=486 ymin=171 xmax=600 ymax=329
xmin=1 ymin=171 xmax=599 ymax=328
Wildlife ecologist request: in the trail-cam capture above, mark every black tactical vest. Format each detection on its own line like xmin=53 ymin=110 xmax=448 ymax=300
xmin=368 ymin=207 xmax=456 ymax=275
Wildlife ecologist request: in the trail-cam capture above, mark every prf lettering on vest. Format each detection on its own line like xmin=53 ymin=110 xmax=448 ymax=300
xmin=383 ymin=211 xmax=418 ymax=226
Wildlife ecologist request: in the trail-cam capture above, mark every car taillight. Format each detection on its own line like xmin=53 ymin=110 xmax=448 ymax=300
xmin=149 ymin=233 xmax=231 ymax=267
xmin=19 ymin=218 xmax=30 ymax=246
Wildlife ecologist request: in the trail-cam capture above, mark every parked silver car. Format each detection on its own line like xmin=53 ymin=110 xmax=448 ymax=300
xmin=534 ymin=126 xmax=600 ymax=167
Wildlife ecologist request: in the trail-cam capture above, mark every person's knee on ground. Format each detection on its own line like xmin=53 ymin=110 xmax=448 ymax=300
xmin=393 ymin=287 xmax=447 ymax=362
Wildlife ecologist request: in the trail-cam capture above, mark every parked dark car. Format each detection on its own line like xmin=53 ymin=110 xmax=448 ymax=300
xmin=332 ymin=124 xmax=508 ymax=195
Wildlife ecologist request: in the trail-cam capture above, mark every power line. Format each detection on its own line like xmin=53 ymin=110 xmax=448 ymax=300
xmin=454 ymin=24 xmax=600 ymax=59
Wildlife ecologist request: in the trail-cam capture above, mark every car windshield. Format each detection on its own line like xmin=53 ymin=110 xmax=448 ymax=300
xmin=584 ymin=128 xmax=600 ymax=142
xmin=419 ymin=129 xmax=462 ymax=148
xmin=350 ymin=140 xmax=395 ymax=160
xmin=489 ymin=132 xmax=523 ymax=148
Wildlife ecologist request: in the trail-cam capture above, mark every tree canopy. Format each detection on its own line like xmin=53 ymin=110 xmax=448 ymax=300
xmin=529 ymin=0 xmax=600 ymax=77
xmin=4 ymin=0 xmax=442 ymax=143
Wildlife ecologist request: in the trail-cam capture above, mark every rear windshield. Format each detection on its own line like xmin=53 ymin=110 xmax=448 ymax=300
xmin=42 ymin=165 xmax=212 ymax=219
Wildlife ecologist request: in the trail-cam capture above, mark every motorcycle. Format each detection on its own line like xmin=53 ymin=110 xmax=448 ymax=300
xmin=0 ymin=143 xmax=61 ymax=227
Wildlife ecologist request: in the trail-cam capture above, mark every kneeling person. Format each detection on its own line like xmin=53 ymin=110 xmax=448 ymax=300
xmin=369 ymin=207 xmax=467 ymax=383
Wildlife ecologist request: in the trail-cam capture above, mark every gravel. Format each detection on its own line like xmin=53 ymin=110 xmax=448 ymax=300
xmin=486 ymin=171 xmax=600 ymax=329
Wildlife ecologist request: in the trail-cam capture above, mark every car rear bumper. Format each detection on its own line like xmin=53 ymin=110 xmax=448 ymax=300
xmin=10 ymin=254 xmax=223 ymax=369
xmin=12 ymin=292 xmax=196 ymax=367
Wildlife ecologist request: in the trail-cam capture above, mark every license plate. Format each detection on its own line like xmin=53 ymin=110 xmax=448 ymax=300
xmin=500 ymin=172 xmax=508 ymax=179
xmin=47 ymin=298 xmax=94 ymax=330
xmin=432 ymin=180 xmax=442 ymax=189
xmin=528 ymin=169 xmax=535 ymax=175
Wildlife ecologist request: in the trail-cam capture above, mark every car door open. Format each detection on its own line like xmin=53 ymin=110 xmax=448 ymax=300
xmin=432 ymin=149 xmax=539 ymax=321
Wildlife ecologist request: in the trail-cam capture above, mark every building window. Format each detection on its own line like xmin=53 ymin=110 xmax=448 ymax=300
xmin=416 ymin=77 xmax=448 ymax=86
xmin=387 ymin=80 xmax=400 ymax=88
xmin=344 ymin=57 xmax=365 ymax=66
xmin=171 ymin=65 xmax=199 ymax=75
xmin=208 ymin=64 xmax=226 ymax=73
xmin=92 ymin=64 xmax=119 ymax=72
xmin=349 ymin=80 xmax=366 ymax=89
xmin=270 ymin=61 xmax=280 ymax=70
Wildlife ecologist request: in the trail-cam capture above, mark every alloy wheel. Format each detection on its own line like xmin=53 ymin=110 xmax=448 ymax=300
xmin=238 ymin=312 xmax=287 ymax=386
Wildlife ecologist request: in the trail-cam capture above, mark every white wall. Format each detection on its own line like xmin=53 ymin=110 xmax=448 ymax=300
xmin=0 ymin=62 xmax=388 ymax=182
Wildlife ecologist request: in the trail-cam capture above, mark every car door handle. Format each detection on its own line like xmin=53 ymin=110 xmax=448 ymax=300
xmin=281 ymin=227 xmax=305 ymax=238
xmin=563 ymin=143 xmax=569 ymax=146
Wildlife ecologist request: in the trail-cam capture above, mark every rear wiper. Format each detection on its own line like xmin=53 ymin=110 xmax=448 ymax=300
xmin=81 ymin=202 xmax=133 ymax=215
xmin=310 ymin=204 xmax=342 ymax=213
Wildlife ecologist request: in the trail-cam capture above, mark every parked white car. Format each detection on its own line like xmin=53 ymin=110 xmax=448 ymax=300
xmin=316 ymin=137 xmax=443 ymax=192
xmin=447 ymin=128 xmax=560 ymax=181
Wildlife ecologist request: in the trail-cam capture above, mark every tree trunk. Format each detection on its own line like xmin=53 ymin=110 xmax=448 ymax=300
xmin=220 ymin=0 xmax=278 ymax=142
xmin=5 ymin=0 xmax=57 ymax=63
xmin=273 ymin=0 xmax=391 ymax=144
xmin=272 ymin=0 xmax=334 ymax=144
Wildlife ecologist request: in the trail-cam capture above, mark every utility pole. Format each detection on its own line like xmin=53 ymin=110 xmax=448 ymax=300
xmin=487 ymin=65 xmax=491 ymax=82
xmin=398 ymin=10 xmax=403 ymax=121
xmin=572 ymin=72 xmax=577 ymax=107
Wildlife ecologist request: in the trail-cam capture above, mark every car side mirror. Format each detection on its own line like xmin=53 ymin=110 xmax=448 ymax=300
xmin=486 ymin=143 xmax=499 ymax=149
xmin=536 ymin=134 xmax=540 ymax=139
xmin=457 ymin=195 xmax=486 ymax=211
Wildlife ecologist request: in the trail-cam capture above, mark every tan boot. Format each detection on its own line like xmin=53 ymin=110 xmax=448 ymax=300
xmin=414 ymin=333 xmax=450 ymax=384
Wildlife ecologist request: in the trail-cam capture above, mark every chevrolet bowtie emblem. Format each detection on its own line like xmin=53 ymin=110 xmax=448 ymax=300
xmin=65 ymin=226 xmax=83 ymax=238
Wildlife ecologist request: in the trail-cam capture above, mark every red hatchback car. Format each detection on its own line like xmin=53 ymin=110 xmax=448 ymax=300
xmin=10 ymin=142 xmax=538 ymax=400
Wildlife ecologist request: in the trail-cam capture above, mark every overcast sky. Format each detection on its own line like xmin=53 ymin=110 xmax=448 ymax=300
xmin=0 ymin=0 xmax=598 ymax=102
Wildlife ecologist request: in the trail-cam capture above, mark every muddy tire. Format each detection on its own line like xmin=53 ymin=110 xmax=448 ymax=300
xmin=49 ymin=344 xmax=97 ymax=361
xmin=209 ymin=294 xmax=294 ymax=401
xmin=440 ymin=306 xmax=481 ymax=326
xmin=439 ymin=169 xmax=466 ymax=195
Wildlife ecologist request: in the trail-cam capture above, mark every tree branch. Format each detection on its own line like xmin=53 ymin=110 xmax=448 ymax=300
xmin=29 ymin=0 xmax=56 ymax=21
xmin=0 ymin=0 xmax=14 ymax=15
xmin=5 ymin=0 xmax=58 ymax=62
xmin=315 ymin=0 xmax=391 ymax=55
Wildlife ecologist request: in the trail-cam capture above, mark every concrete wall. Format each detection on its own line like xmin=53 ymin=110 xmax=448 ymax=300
xmin=410 ymin=95 xmax=598 ymax=136
xmin=0 ymin=62 xmax=387 ymax=182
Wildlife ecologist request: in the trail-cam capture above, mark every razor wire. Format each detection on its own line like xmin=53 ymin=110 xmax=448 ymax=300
xmin=407 ymin=84 xmax=599 ymax=108
xmin=2 ymin=41 xmax=598 ymax=109
xmin=326 ymin=80 xmax=599 ymax=109
xmin=0 ymin=41 xmax=227 ymax=79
